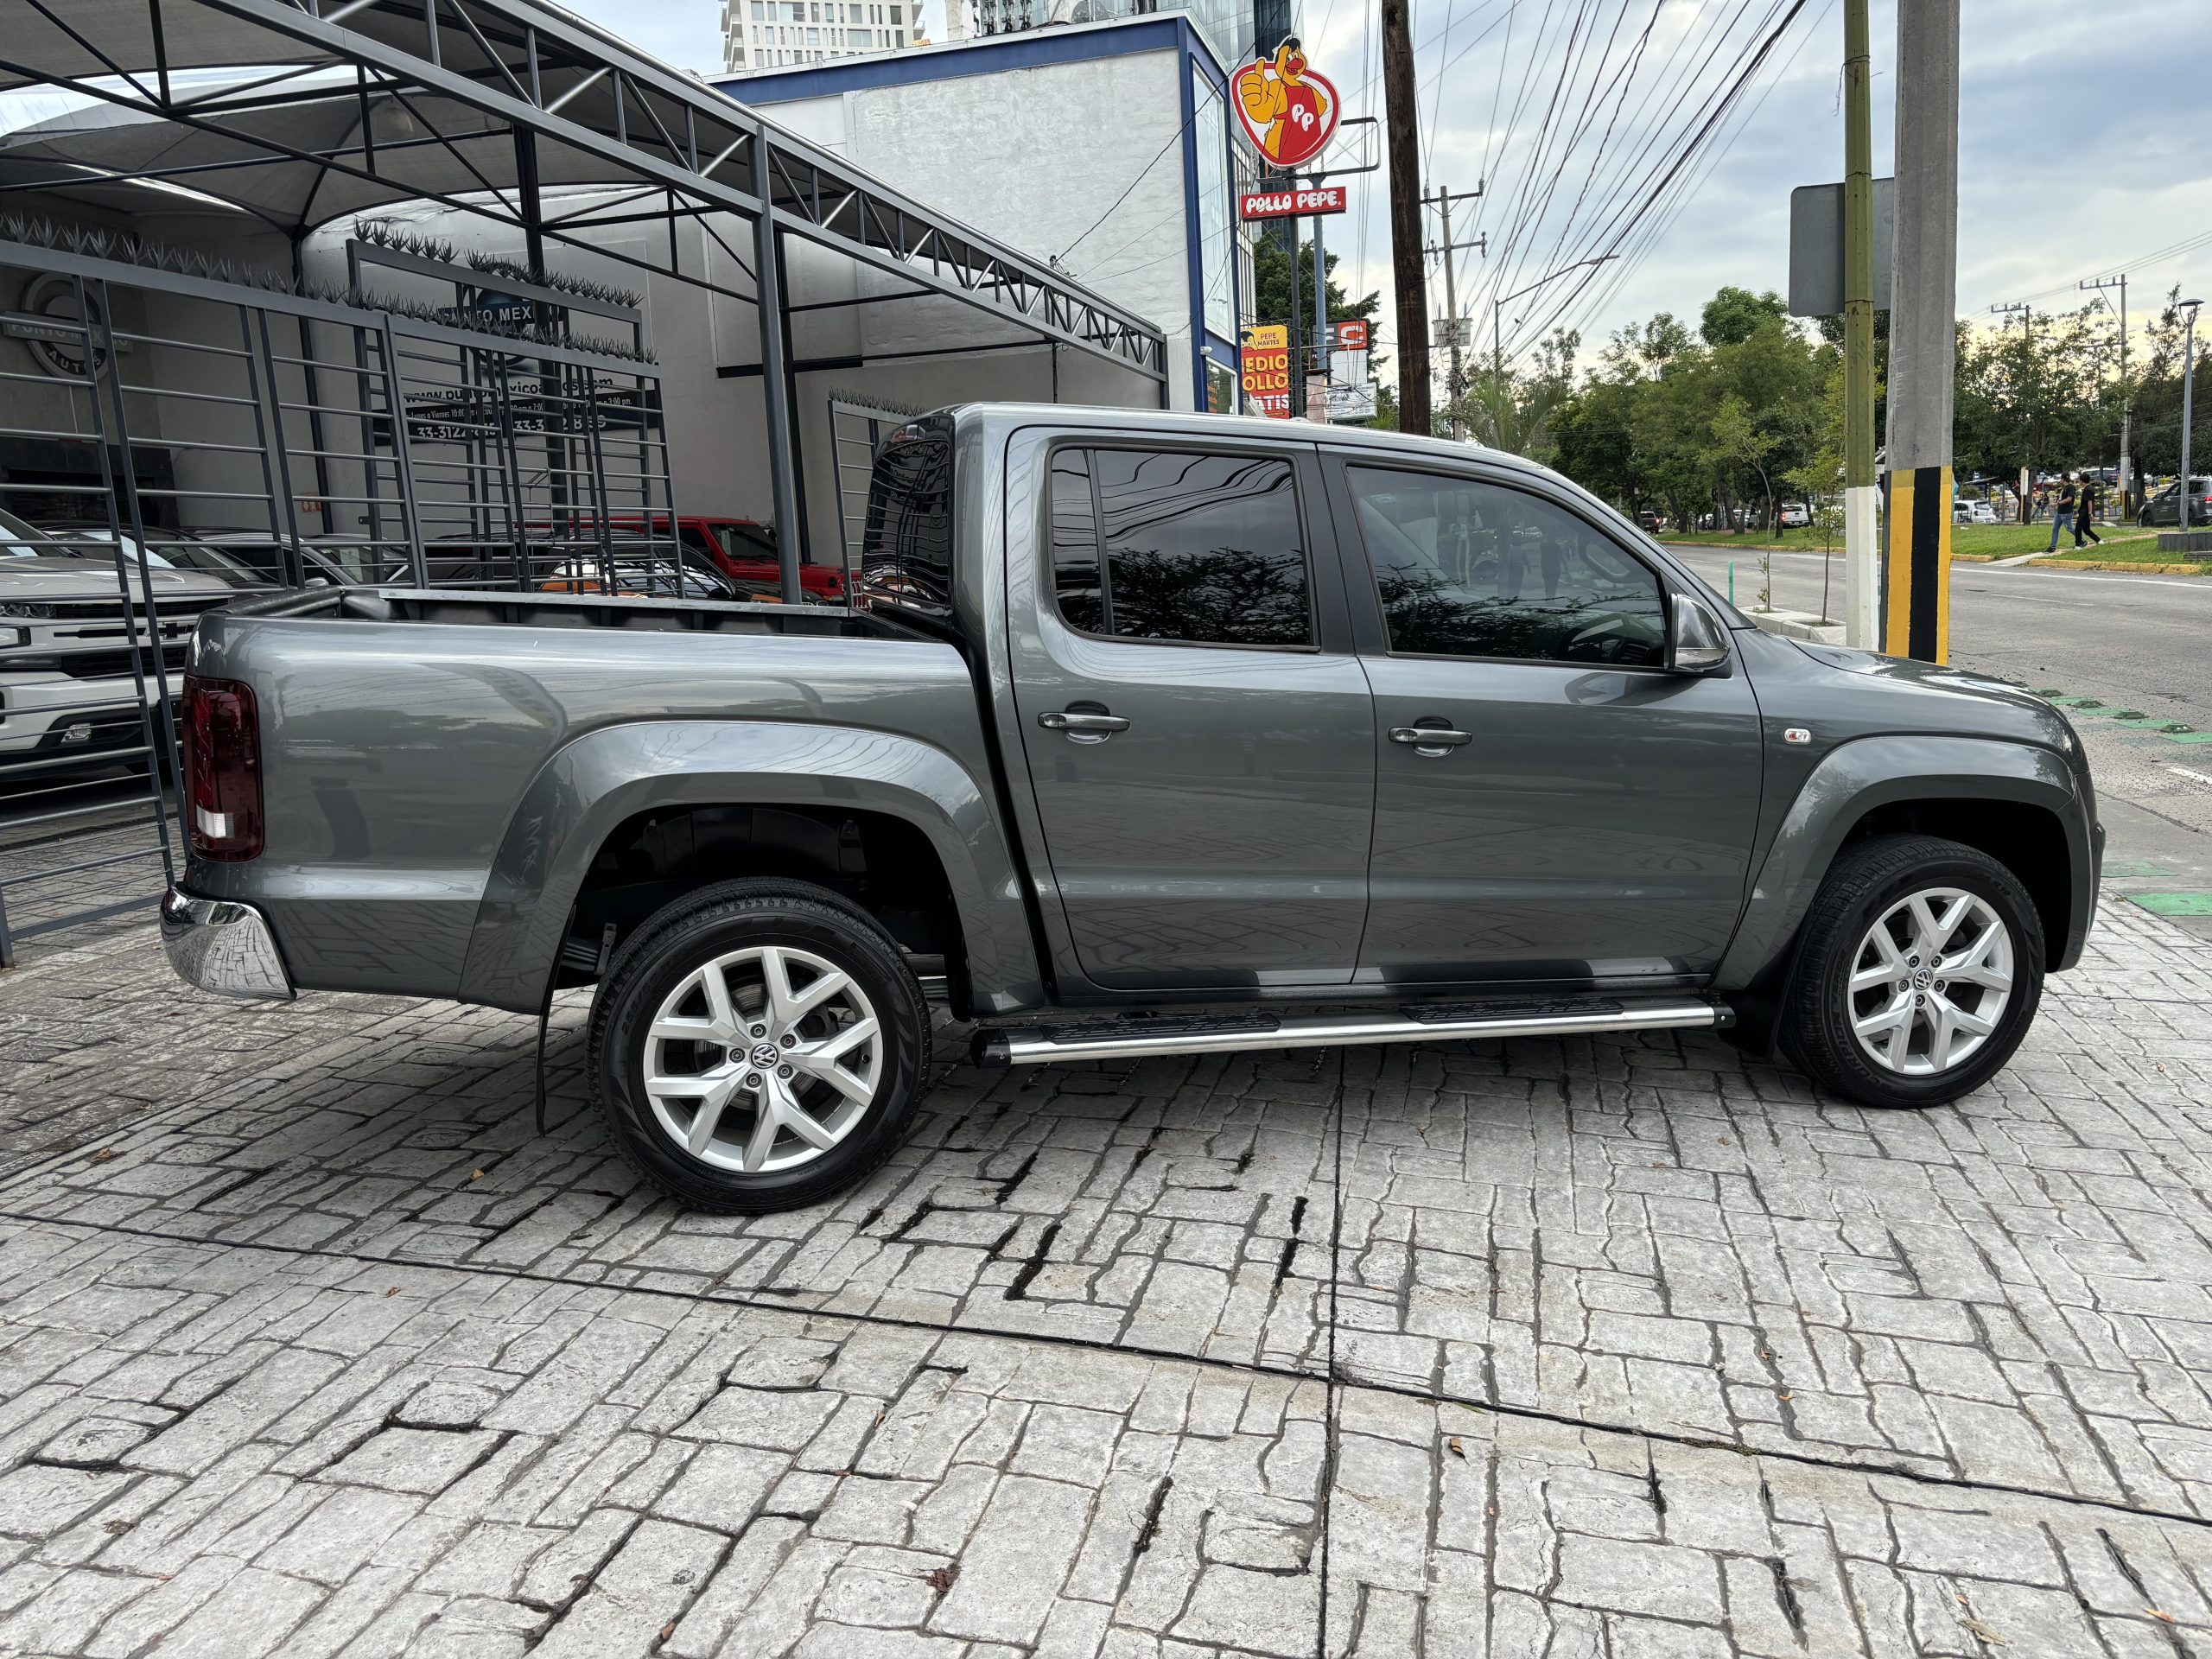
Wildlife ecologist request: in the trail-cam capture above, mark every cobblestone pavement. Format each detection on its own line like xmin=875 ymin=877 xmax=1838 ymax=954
xmin=1 ymin=894 xmax=2209 ymax=1656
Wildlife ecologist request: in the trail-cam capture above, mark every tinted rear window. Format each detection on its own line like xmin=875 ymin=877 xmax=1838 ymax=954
xmin=860 ymin=416 xmax=955 ymax=614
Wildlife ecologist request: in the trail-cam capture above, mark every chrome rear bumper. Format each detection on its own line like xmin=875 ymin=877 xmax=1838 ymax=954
xmin=160 ymin=887 xmax=295 ymax=1001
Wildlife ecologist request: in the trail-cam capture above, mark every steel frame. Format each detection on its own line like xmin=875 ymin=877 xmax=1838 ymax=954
xmin=0 ymin=0 xmax=1167 ymax=379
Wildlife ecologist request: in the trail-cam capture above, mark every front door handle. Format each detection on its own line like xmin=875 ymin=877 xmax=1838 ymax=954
xmin=1040 ymin=708 xmax=1132 ymax=740
xmin=1389 ymin=724 xmax=1473 ymax=755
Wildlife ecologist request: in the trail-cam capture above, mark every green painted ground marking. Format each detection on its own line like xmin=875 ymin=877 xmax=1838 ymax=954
xmin=2131 ymin=893 xmax=2212 ymax=918
xmin=2164 ymin=731 xmax=2212 ymax=744
xmin=2108 ymin=709 xmax=2148 ymax=721
xmin=2101 ymin=860 xmax=2176 ymax=878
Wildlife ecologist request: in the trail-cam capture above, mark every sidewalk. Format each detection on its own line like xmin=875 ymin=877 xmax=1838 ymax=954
xmin=3 ymin=894 xmax=2210 ymax=1656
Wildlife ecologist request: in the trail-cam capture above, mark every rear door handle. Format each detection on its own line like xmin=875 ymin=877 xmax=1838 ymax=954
xmin=1389 ymin=725 xmax=1472 ymax=751
xmin=1040 ymin=709 xmax=1131 ymax=737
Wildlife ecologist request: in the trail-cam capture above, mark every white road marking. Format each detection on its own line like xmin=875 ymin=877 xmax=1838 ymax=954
xmin=2169 ymin=765 xmax=2212 ymax=787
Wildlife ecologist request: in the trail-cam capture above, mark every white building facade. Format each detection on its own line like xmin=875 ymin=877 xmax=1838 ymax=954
xmin=711 ymin=15 xmax=1257 ymax=414
xmin=724 ymin=0 xmax=923 ymax=73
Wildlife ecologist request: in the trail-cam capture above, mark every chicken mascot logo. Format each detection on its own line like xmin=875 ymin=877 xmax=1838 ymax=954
xmin=1233 ymin=37 xmax=1338 ymax=169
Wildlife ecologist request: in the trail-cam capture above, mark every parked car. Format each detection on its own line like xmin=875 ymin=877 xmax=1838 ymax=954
xmin=1 ymin=509 xmax=243 ymax=776
xmin=1779 ymin=503 xmax=1809 ymax=529
xmin=1954 ymin=499 xmax=1999 ymax=525
xmin=2138 ymin=478 xmax=2212 ymax=528
xmin=165 ymin=529 xmax=362 ymax=588
xmin=667 ymin=514 xmax=847 ymax=603
xmin=163 ymin=404 xmax=2101 ymax=1213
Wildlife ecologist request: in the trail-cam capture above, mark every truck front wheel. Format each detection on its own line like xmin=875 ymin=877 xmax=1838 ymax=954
xmin=588 ymin=880 xmax=931 ymax=1213
xmin=1782 ymin=834 xmax=2045 ymax=1108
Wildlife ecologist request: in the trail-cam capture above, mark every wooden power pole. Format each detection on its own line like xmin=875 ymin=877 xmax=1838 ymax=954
xmin=1381 ymin=0 xmax=1429 ymax=435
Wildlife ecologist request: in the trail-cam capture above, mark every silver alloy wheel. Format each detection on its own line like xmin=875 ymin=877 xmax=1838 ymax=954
xmin=1847 ymin=886 xmax=2015 ymax=1077
xmin=641 ymin=944 xmax=881 ymax=1173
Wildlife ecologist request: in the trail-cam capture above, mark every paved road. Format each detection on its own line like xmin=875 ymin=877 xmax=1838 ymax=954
xmin=1673 ymin=547 xmax=2212 ymax=916
xmin=3 ymin=887 xmax=2210 ymax=1657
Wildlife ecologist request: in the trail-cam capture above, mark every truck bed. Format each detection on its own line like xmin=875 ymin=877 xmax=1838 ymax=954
xmin=188 ymin=585 xmax=1004 ymax=1007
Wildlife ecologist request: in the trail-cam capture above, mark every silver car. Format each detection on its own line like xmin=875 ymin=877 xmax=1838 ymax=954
xmin=0 ymin=512 xmax=245 ymax=775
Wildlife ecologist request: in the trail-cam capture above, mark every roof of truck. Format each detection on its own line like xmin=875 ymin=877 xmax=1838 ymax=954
xmin=943 ymin=403 xmax=1567 ymax=482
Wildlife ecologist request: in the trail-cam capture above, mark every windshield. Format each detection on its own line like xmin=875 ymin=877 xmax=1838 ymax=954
xmin=0 ymin=505 xmax=61 ymax=557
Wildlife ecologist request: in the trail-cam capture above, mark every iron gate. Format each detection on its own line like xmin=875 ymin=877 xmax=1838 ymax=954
xmin=0 ymin=228 xmax=677 ymax=963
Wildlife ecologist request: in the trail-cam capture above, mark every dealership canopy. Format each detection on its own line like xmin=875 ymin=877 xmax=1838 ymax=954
xmin=0 ymin=0 xmax=1168 ymax=584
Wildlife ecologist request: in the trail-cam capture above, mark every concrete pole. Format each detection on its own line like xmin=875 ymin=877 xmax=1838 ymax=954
xmin=1313 ymin=175 xmax=1329 ymax=420
xmin=1882 ymin=0 xmax=1958 ymax=660
xmin=1435 ymin=192 xmax=1461 ymax=436
xmin=2183 ymin=302 xmax=2201 ymax=532
xmin=1841 ymin=0 xmax=1878 ymax=648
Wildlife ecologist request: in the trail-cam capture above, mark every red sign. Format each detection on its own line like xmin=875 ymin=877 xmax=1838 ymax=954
xmin=1232 ymin=38 xmax=1340 ymax=169
xmin=1331 ymin=319 xmax=1370 ymax=352
xmin=1238 ymin=185 xmax=1346 ymax=221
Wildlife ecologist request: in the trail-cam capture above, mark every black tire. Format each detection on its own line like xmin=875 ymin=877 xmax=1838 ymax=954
xmin=1781 ymin=834 xmax=2044 ymax=1109
xmin=588 ymin=878 xmax=930 ymax=1213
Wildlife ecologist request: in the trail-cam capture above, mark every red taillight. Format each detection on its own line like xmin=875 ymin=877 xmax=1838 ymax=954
xmin=183 ymin=673 xmax=264 ymax=861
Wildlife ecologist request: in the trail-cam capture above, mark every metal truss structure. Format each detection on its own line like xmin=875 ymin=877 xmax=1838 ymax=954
xmin=0 ymin=0 xmax=1170 ymax=591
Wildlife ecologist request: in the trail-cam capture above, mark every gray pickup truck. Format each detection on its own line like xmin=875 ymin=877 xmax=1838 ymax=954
xmin=162 ymin=405 xmax=2100 ymax=1212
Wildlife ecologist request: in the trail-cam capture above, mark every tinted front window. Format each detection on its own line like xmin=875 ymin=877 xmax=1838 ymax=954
xmin=1350 ymin=467 xmax=1665 ymax=666
xmin=859 ymin=416 xmax=954 ymax=614
xmin=1049 ymin=447 xmax=1311 ymax=647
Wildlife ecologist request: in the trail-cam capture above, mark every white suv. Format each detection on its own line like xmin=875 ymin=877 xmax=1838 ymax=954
xmin=0 ymin=512 xmax=246 ymax=777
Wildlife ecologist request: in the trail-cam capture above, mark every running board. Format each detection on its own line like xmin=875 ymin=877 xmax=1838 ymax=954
xmin=970 ymin=995 xmax=1729 ymax=1067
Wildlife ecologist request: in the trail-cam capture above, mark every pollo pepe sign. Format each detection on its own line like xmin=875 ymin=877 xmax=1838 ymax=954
xmin=1240 ymin=323 xmax=1291 ymax=419
xmin=1232 ymin=37 xmax=1339 ymax=170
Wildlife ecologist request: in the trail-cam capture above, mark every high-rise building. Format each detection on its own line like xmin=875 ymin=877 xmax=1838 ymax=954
xmin=941 ymin=0 xmax=1249 ymax=75
xmin=724 ymin=0 xmax=926 ymax=74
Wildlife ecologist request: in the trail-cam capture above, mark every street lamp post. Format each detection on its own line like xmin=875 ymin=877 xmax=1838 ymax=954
xmin=2181 ymin=299 xmax=2202 ymax=533
xmin=1487 ymin=254 xmax=1618 ymax=452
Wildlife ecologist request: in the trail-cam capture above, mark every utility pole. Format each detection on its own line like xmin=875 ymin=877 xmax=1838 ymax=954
xmin=1990 ymin=301 xmax=2031 ymax=520
xmin=2183 ymin=298 xmax=2202 ymax=532
xmin=1422 ymin=185 xmax=1484 ymax=438
xmin=1841 ymin=0 xmax=1878 ymax=649
xmin=1381 ymin=0 xmax=1428 ymax=434
xmin=1882 ymin=0 xmax=1958 ymax=662
xmin=2083 ymin=275 xmax=2129 ymax=514
xmin=1312 ymin=171 xmax=1329 ymax=419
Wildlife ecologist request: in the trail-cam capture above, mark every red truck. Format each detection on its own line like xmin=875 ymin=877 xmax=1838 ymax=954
xmin=662 ymin=515 xmax=846 ymax=601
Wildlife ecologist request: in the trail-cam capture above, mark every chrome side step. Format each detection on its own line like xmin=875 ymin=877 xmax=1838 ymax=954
xmin=971 ymin=995 xmax=1728 ymax=1067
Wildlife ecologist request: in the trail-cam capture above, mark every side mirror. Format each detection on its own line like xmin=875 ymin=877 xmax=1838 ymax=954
xmin=1668 ymin=593 xmax=1732 ymax=674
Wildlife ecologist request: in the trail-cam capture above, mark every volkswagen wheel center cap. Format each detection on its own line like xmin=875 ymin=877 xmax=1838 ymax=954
xmin=751 ymin=1042 xmax=781 ymax=1068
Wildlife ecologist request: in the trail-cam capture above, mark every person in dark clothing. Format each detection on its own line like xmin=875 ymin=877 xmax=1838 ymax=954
xmin=2047 ymin=479 xmax=2078 ymax=551
xmin=2074 ymin=481 xmax=2101 ymax=546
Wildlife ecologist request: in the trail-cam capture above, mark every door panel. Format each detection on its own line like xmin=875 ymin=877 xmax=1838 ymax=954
xmin=1008 ymin=442 xmax=1374 ymax=990
xmin=1338 ymin=460 xmax=1763 ymax=982
xmin=1362 ymin=658 xmax=1762 ymax=980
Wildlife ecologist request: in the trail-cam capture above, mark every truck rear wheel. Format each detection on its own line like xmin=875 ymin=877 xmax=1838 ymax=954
xmin=1782 ymin=834 xmax=2044 ymax=1109
xmin=588 ymin=879 xmax=930 ymax=1213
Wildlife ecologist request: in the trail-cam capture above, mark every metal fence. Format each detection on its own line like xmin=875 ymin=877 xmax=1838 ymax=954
xmin=0 ymin=232 xmax=677 ymax=965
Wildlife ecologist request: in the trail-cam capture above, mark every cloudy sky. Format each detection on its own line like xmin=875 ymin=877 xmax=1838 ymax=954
xmin=573 ymin=0 xmax=2211 ymax=367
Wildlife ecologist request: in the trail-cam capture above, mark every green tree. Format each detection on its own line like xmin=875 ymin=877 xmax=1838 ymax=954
xmin=1252 ymin=238 xmax=1380 ymax=330
xmin=1700 ymin=286 xmax=1788 ymax=346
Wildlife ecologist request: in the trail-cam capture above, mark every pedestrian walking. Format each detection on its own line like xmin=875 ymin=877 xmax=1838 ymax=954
xmin=2047 ymin=477 xmax=2077 ymax=551
xmin=2074 ymin=480 xmax=2101 ymax=547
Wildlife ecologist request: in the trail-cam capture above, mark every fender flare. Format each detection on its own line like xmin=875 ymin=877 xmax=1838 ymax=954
xmin=1715 ymin=734 xmax=2092 ymax=994
xmin=455 ymin=720 xmax=1046 ymax=1014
